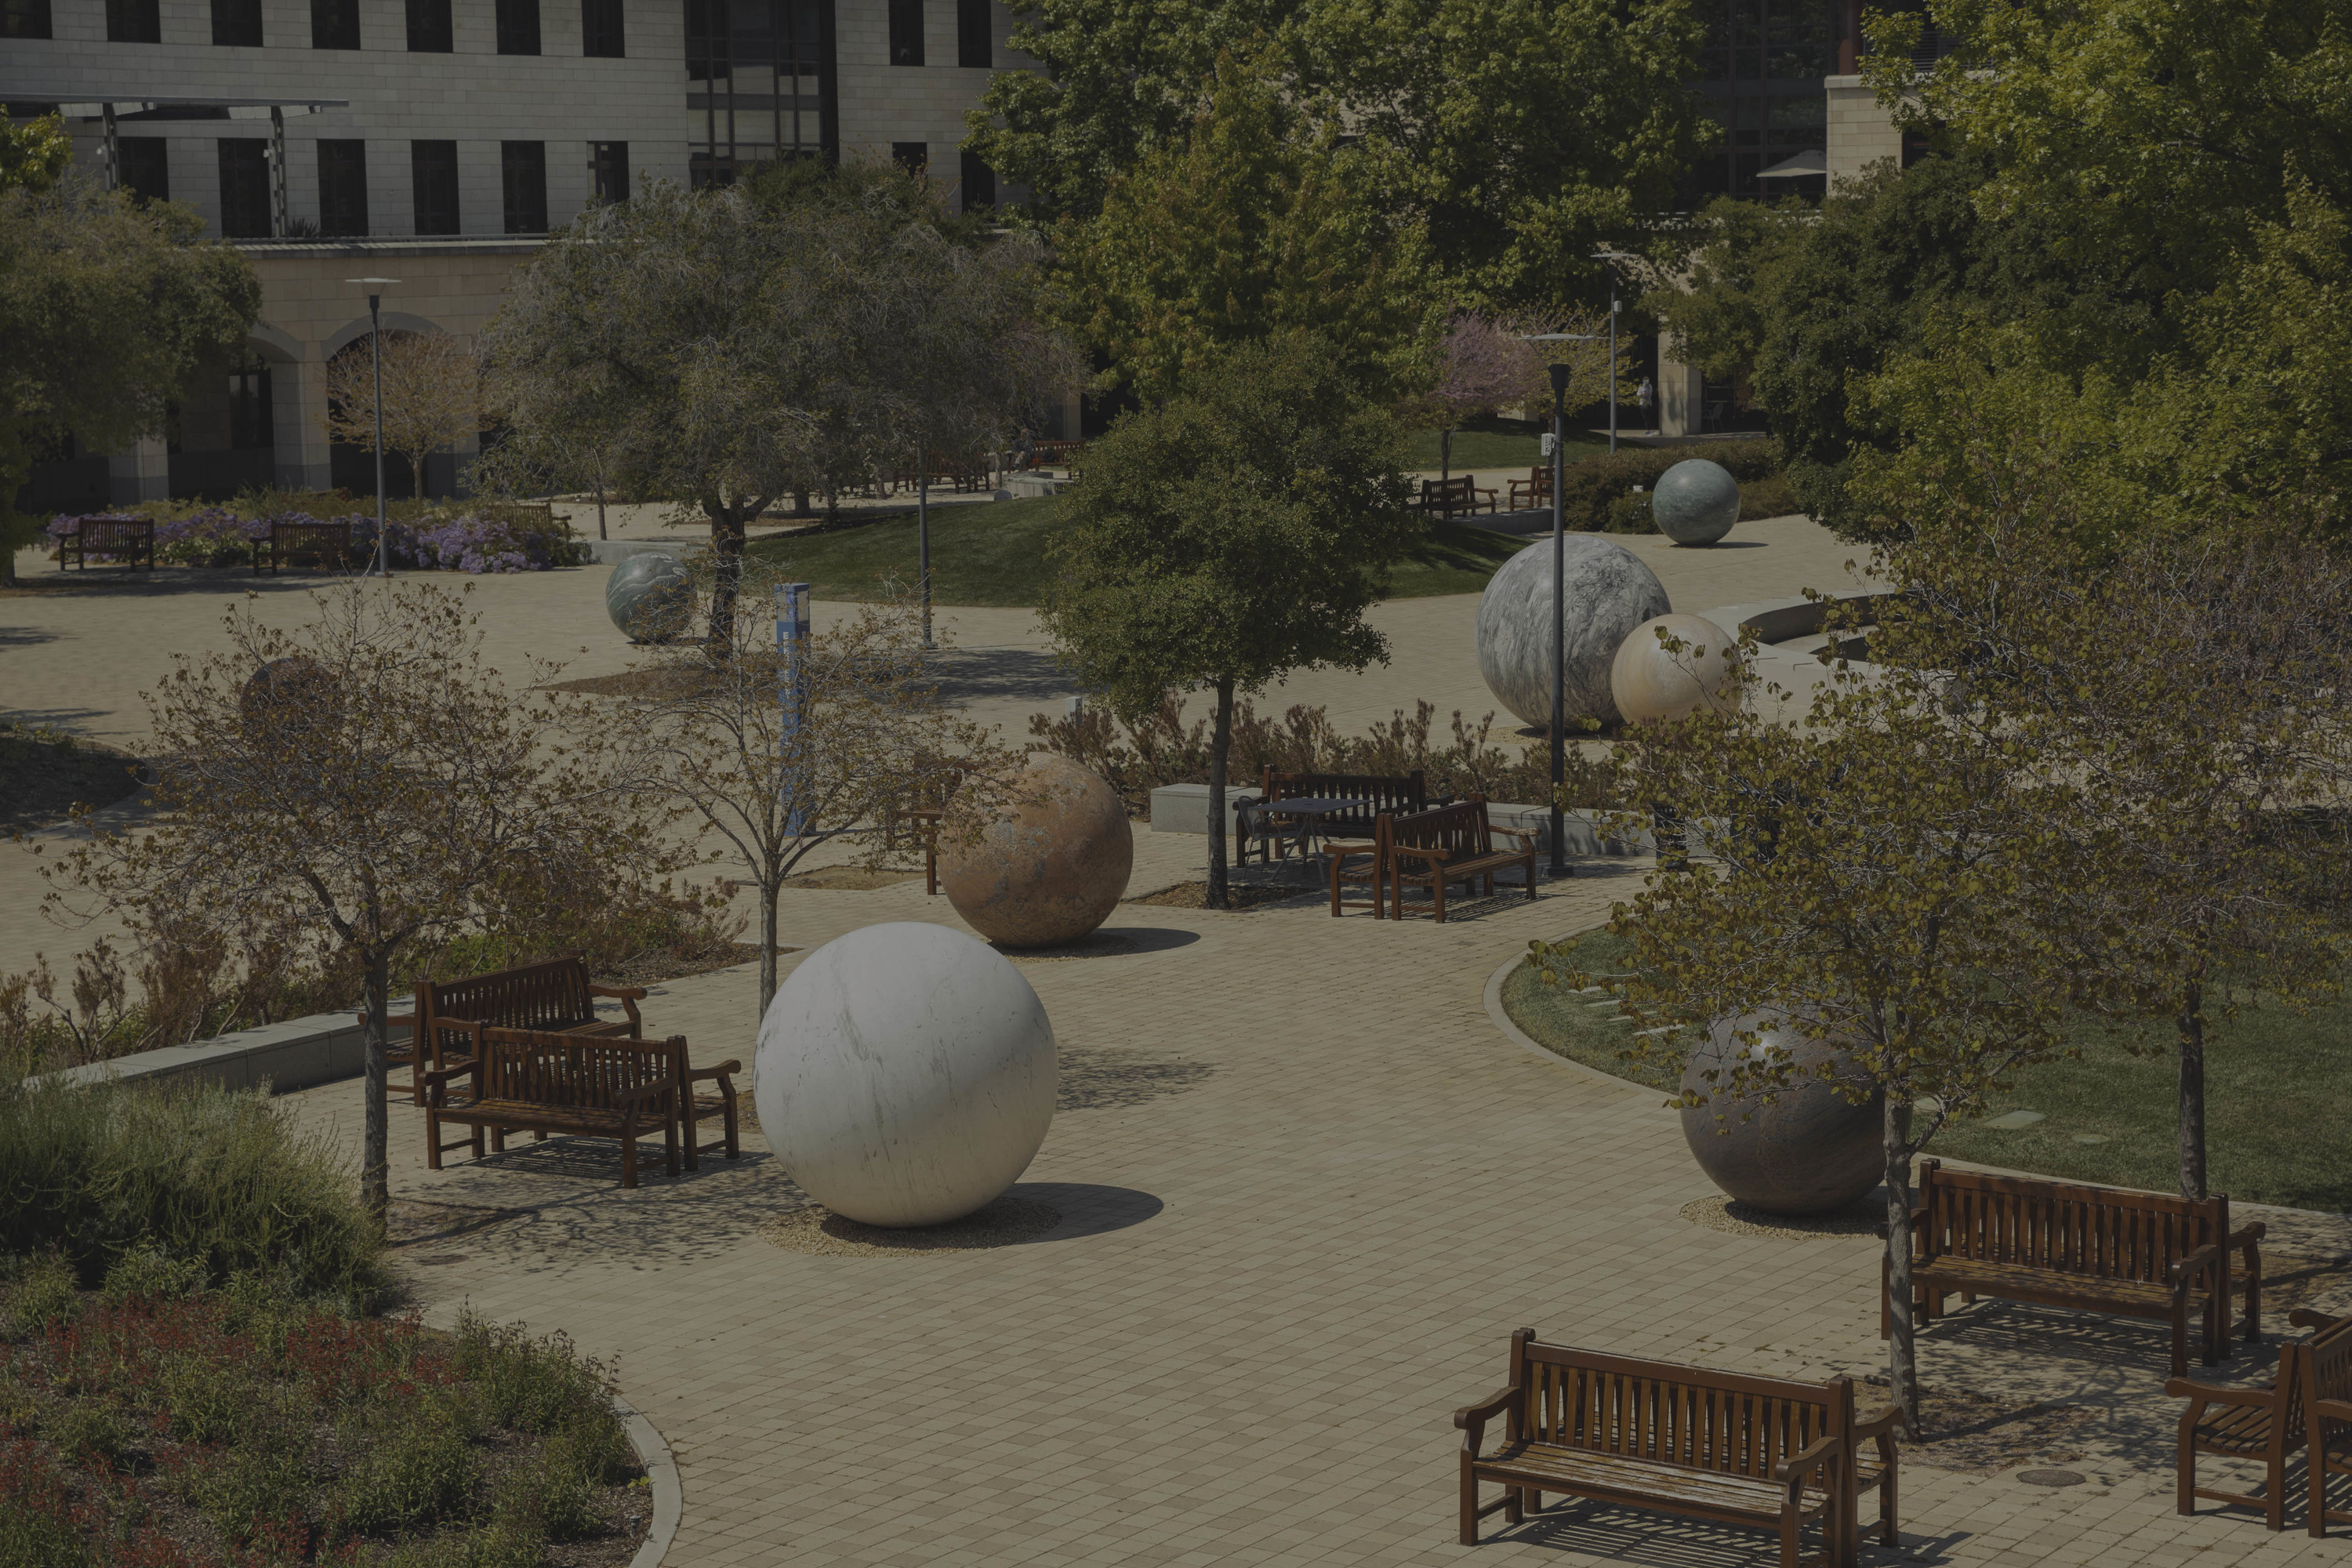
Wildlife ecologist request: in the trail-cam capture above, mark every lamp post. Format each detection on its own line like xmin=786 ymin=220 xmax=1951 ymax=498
xmin=1594 ymin=250 xmax=1639 ymax=456
xmin=1525 ymin=331 xmax=1600 ymax=879
xmin=345 ymin=276 xmax=400 ymax=577
xmin=916 ymin=437 xmax=934 ymax=649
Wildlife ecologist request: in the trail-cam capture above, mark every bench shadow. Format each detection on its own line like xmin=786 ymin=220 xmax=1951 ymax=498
xmin=1497 ymin=1501 xmax=1963 ymax=1566
xmin=13 ymin=571 xmax=347 ymax=597
xmin=1058 ymin=1044 xmax=1214 ymax=1112
xmin=0 ymin=626 xmax=61 ymax=646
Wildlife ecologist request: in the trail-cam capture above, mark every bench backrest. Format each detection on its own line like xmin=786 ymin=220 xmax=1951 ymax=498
xmin=273 ymin=520 xmax=352 ymax=550
xmin=1420 ymin=476 xmax=1475 ymax=503
xmin=419 ymin=956 xmax=597 ymax=1043
xmin=1917 ymin=1158 xmax=2226 ymax=1284
xmin=1390 ymin=797 xmax=1493 ymax=860
xmin=2306 ymin=1313 xmax=2352 ymax=1419
xmin=1261 ymin=768 xmax=1429 ymax=820
xmin=474 ymin=1027 xmax=676 ymax=1110
xmin=1508 ymin=1332 xmax=1853 ymax=1482
xmin=73 ymin=517 xmax=154 ymax=546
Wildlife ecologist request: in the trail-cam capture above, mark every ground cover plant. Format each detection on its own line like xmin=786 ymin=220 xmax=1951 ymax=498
xmin=1505 ymin=931 xmax=2352 ymax=1212
xmin=0 ymin=722 xmax=142 ymax=832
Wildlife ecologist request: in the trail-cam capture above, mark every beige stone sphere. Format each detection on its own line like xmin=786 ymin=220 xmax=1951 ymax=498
xmin=940 ymin=753 xmax=1134 ymax=948
xmin=1609 ymin=614 xmax=1743 ymax=725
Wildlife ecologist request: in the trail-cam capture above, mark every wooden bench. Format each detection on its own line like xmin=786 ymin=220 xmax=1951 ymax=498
xmin=1508 ymin=466 xmax=1551 ymax=510
xmin=2169 ymin=1308 xmax=2352 ymax=1530
xmin=1236 ymin=768 xmax=1446 ymax=867
xmin=423 ymin=1028 xmax=679 ymax=1189
xmin=2296 ymin=1308 xmax=2352 ymax=1537
xmin=253 ymin=517 xmax=354 ymax=574
xmin=408 ymin=955 xmax=645 ymax=1105
xmin=57 ymin=516 xmax=155 ymax=573
xmin=1418 ymin=474 xmax=1498 ymax=517
xmin=1385 ymin=796 xmax=1537 ymax=921
xmin=1454 ymin=1329 xmax=1897 ymax=1566
xmin=1886 ymin=1159 xmax=2266 ymax=1377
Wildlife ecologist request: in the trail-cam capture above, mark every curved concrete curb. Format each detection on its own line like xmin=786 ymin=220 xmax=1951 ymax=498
xmin=614 ymin=1392 xmax=682 ymax=1568
xmin=1482 ymin=939 xmax=1660 ymax=1098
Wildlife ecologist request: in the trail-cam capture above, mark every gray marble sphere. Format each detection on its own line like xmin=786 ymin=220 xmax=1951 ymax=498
xmin=1475 ymin=535 xmax=1671 ymax=731
xmin=1651 ymin=458 xmax=1741 ymax=546
xmin=1679 ymin=1011 xmax=1883 ymax=1215
xmin=605 ymin=551 xmax=693 ymax=642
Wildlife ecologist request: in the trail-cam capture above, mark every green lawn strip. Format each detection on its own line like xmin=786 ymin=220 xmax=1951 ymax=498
xmin=1404 ymin=416 xmax=1610 ymax=474
xmin=1501 ymin=931 xmax=2352 ymax=1212
xmin=744 ymin=499 xmax=1533 ymax=607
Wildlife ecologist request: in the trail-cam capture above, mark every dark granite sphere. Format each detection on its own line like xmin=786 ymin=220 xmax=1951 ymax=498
xmin=605 ymin=551 xmax=694 ymax=642
xmin=1651 ymin=458 xmax=1740 ymax=546
xmin=1679 ymin=1011 xmax=1882 ymax=1214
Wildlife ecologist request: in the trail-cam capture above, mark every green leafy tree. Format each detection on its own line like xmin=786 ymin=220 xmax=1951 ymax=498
xmin=1036 ymin=332 xmax=1417 ymax=907
xmin=0 ymin=177 xmax=259 ymax=586
xmin=1 ymin=114 xmax=71 ymax=194
xmin=1054 ymin=51 xmax=1432 ymax=407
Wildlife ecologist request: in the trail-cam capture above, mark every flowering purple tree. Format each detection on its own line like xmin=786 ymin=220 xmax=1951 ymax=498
xmin=1423 ymin=314 xmax=1536 ymax=481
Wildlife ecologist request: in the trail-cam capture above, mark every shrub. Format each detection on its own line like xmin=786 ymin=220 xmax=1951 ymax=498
xmin=100 ymin=1247 xmax=208 ymax=1305
xmin=42 ymin=1398 xmax=129 ymax=1468
xmin=1553 ymin=438 xmax=1781 ymax=532
xmin=452 ymin=1313 xmax=625 ymax=1465
xmin=0 ymin=1078 xmax=387 ymax=1303
xmin=333 ymin=1399 xmax=480 ymax=1534
xmin=4 ymin=1253 xmax=80 ymax=1338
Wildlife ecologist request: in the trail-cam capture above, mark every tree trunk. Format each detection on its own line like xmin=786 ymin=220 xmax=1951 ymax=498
xmin=1206 ymin=675 xmax=1235 ymax=910
xmin=1441 ymin=428 xmax=1454 ymax=485
xmin=759 ymin=878 xmax=782 ymax=1019
xmin=793 ymin=488 xmax=811 ymax=517
xmin=1882 ymin=1094 xmax=1922 ymax=1436
xmin=594 ymin=470 xmax=608 ymax=540
xmin=2177 ymin=975 xmax=2208 ymax=1200
xmin=706 ymin=502 xmax=747 ymax=651
xmin=362 ymin=950 xmax=390 ymax=1226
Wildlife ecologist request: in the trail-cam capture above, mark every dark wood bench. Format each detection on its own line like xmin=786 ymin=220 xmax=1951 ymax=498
xmin=1508 ymin=466 xmax=1551 ymax=510
xmin=253 ymin=517 xmax=354 ymax=574
xmin=423 ymin=1028 xmax=679 ymax=1189
xmin=1454 ymin=1329 xmax=1897 ymax=1565
xmin=672 ymin=1038 xmax=744 ymax=1168
xmin=406 ymin=955 xmax=645 ymax=1104
xmin=2170 ymin=1308 xmax=2352 ymax=1530
xmin=57 ymin=515 xmax=155 ymax=573
xmin=2296 ymin=1308 xmax=2352 ymax=1537
xmin=1418 ymin=474 xmax=1498 ymax=517
xmin=1384 ymin=796 xmax=1537 ymax=921
xmin=1886 ymin=1159 xmax=2266 ymax=1377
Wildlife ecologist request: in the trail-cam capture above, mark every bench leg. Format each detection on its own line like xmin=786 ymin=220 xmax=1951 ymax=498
xmin=1502 ymin=1486 xmax=1523 ymax=1526
xmin=722 ymin=1090 xmax=739 ymax=1158
xmin=620 ymin=1123 xmax=639 ymax=1189
xmin=426 ymin=1110 xmax=443 ymax=1170
xmin=1459 ymin=1465 xmax=1479 ymax=1545
xmin=491 ymin=1127 xmax=507 ymax=1153
xmin=665 ymin=1109 xmax=680 ymax=1177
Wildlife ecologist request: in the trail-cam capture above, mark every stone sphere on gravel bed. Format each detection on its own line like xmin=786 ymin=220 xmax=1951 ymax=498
xmin=939 ymin=753 xmax=1132 ymax=949
xmin=1475 ymin=535 xmax=1671 ymax=731
xmin=1679 ymin=1011 xmax=1884 ymax=1215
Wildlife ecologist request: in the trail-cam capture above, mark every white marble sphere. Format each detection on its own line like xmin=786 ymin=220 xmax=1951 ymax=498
xmin=1610 ymin=614 xmax=1743 ymax=725
xmin=753 ymin=922 xmax=1057 ymax=1227
xmin=1650 ymin=459 xmax=1741 ymax=546
xmin=1475 ymin=535 xmax=1671 ymax=731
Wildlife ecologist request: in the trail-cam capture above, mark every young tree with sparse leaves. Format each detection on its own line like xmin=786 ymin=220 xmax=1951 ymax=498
xmin=324 ymin=329 xmax=488 ymax=502
xmin=50 ymin=583 xmax=657 ymax=1221
xmin=1038 ymin=331 xmax=1417 ymax=909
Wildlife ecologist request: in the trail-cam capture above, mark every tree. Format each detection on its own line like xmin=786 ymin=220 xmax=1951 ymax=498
xmin=1413 ymin=314 xmax=1533 ymax=481
xmin=1054 ymin=51 xmax=1432 ymax=408
xmin=51 ymin=583 xmax=653 ymax=1220
xmin=1539 ymin=629 xmax=2084 ymax=1433
xmin=323 ymin=329 xmax=488 ymax=502
xmin=482 ymin=176 xmax=1072 ymax=643
xmin=1037 ymin=331 xmax=1417 ymax=908
xmin=629 ymin=590 xmax=997 ymax=1017
xmin=1 ymin=114 xmax=71 ymax=194
xmin=0 ymin=176 xmax=259 ymax=586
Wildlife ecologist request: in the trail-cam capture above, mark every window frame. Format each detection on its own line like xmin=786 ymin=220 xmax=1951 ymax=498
xmin=495 ymin=0 xmax=541 ymax=55
xmin=955 ymin=0 xmax=987 ymax=68
xmin=410 ymin=140 xmax=459 ymax=234
xmin=589 ymin=140 xmax=630 ymax=205
xmin=502 ymin=140 xmax=548 ymax=233
xmin=581 ymin=0 xmax=622 ymax=56
xmin=2 ymin=0 xmax=53 ymax=38
xmin=310 ymin=0 xmax=360 ymax=49
xmin=210 ymin=0 xmax=261 ymax=46
xmin=106 ymin=0 xmax=161 ymax=43
xmin=318 ymin=138 xmax=370 ymax=237
xmin=887 ymin=0 xmax=922 ymax=66
xmin=405 ymin=0 xmax=452 ymax=50
xmin=217 ymin=137 xmax=272 ymax=237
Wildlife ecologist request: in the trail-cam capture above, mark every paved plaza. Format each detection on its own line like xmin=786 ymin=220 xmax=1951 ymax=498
xmin=5 ymin=519 xmax=2347 ymax=1566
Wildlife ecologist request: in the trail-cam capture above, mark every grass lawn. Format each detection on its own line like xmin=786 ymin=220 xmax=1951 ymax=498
xmin=1502 ymin=929 xmax=2352 ymax=1211
xmin=1404 ymin=415 xmax=1610 ymax=474
xmin=744 ymin=496 xmax=1533 ymax=607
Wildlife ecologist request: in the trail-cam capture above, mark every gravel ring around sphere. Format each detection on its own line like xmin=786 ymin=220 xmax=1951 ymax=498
xmin=1679 ymin=1193 xmax=1882 ymax=1238
xmin=760 ymin=1195 xmax=1062 ymax=1255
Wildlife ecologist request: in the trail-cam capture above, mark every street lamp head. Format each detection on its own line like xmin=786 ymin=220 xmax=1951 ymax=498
xmin=344 ymin=275 xmax=401 ymax=289
xmin=1547 ymin=362 xmax=1572 ymax=397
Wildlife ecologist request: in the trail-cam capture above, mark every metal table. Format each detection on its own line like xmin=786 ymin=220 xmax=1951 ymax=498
xmin=1243 ymin=795 xmax=1374 ymax=864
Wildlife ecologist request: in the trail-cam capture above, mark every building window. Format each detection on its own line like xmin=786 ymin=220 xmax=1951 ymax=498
xmin=502 ymin=140 xmax=546 ymax=232
xmin=311 ymin=0 xmax=358 ymax=47
xmin=2 ymin=0 xmax=53 ymax=38
xmin=228 ymin=360 xmax=274 ymax=449
xmin=217 ymin=139 xmax=270 ymax=236
xmin=582 ymin=0 xmax=622 ymax=55
xmin=959 ymin=148 xmax=993 ymax=211
xmin=411 ymin=140 xmax=459 ymax=234
xmin=405 ymin=0 xmax=450 ymax=49
xmin=211 ymin=0 xmax=260 ymax=45
xmin=688 ymin=0 xmax=837 ymax=187
xmin=955 ymin=0 xmax=986 ymax=67
xmin=116 ymin=137 xmax=169 ymax=201
xmin=891 ymin=140 xmax=926 ymax=179
xmin=590 ymin=140 xmax=629 ymax=204
xmin=318 ymin=139 xmax=368 ymax=235
xmin=107 ymin=0 xmax=160 ymax=42
xmin=887 ymin=0 xmax=920 ymax=65
xmin=496 ymin=0 xmax=539 ymax=53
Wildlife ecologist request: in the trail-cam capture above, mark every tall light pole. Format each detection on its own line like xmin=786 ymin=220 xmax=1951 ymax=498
xmin=916 ymin=437 xmax=934 ymax=649
xmin=1595 ymin=250 xmax=1639 ymax=456
xmin=1526 ymin=332 xmax=1600 ymax=879
xmin=346 ymin=276 xmax=401 ymax=577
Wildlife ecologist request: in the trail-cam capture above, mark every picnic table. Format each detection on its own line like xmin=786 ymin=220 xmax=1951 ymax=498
xmin=1240 ymin=795 xmax=1371 ymax=865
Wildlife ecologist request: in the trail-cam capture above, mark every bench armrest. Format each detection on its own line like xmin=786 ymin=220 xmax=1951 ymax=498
xmin=686 ymin=1059 xmax=742 ymax=1082
xmin=2165 ymin=1376 xmax=2278 ymax=1407
xmin=1487 ymin=826 xmax=1537 ymax=848
xmin=1453 ymin=1384 xmax=1517 ymax=1454
xmin=1388 ymin=845 xmax=1451 ymax=867
xmin=613 ymin=1080 xmax=674 ymax=1109
xmin=2318 ymin=1398 xmax=2352 ymax=1423
xmin=1853 ymin=1403 xmax=1904 ymax=1443
xmin=1771 ymin=1432 xmax=1843 ymax=1485
xmin=2230 ymin=1221 xmax=2267 ymax=1247
xmin=354 ymin=1011 xmax=415 ymax=1029
xmin=2288 ymin=1308 xmax=2346 ymax=1331
xmin=421 ymin=1059 xmax=479 ymax=1087
xmin=588 ymin=982 xmax=649 ymax=1001
xmin=2169 ymin=1241 xmax=2223 ymax=1290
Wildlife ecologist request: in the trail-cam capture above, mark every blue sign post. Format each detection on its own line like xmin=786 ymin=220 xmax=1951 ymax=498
xmin=774 ymin=580 xmax=810 ymax=834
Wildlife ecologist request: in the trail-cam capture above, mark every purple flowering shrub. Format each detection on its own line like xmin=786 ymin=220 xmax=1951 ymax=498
xmin=48 ymin=506 xmax=573 ymax=573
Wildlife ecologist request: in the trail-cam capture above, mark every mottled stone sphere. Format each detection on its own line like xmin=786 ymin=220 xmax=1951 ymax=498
xmin=604 ymin=551 xmax=693 ymax=642
xmin=1679 ymin=1011 xmax=1883 ymax=1215
xmin=238 ymin=656 xmax=337 ymax=733
xmin=940 ymin=753 xmax=1134 ymax=948
xmin=1651 ymin=459 xmax=1741 ymax=546
xmin=1610 ymin=614 xmax=1742 ymax=726
xmin=1475 ymin=535 xmax=1671 ymax=731
xmin=754 ymin=921 xmax=1057 ymax=1227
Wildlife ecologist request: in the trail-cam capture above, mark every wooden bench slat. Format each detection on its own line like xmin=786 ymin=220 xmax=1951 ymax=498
xmin=1479 ymin=1443 xmax=1833 ymax=1523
